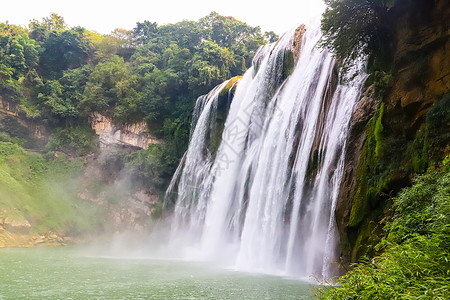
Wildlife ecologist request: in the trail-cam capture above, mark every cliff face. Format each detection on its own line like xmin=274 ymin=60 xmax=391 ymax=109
xmin=0 ymin=98 xmax=47 ymax=146
xmin=388 ymin=0 xmax=449 ymax=121
xmin=90 ymin=113 xmax=158 ymax=150
xmin=79 ymin=156 xmax=160 ymax=233
xmin=0 ymin=99 xmax=161 ymax=246
xmin=83 ymin=114 xmax=161 ymax=232
xmin=336 ymin=0 xmax=449 ymax=266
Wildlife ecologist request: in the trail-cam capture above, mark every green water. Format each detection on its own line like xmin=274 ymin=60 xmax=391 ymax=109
xmin=0 ymin=247 xmax=315 ymax=299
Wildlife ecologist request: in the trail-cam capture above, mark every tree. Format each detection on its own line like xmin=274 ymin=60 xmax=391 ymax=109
xmin=37 ymin=80 xmax=78 ymax=121
xmin=0 ymin=22 xmax=29 ymax=36
xmin=139 ymin=68 xmax=177 ymax=123
xmin=157 ymin=21 xmax=203 ymax=50
xmin=41 ymin=13 xmax=67 ymax=31
xmin=29 ymin=13 xmax=67 ymax=42
xmin=0 ymin=32 xmax=38 ymax=78
xmin=79 ymin=55 xmax=142 ymax=122
xmin=264 ymin=31 xmax=278 ymax=43
xmin=38 ymin=27 xmax=92 ymax=78
xmin=321 ymin=0 xmax=398 ymax=68
xmin=110 ymin=29 xmax=135 ymax=60
xmin=133 ymin=21 xmax=159 ymax=45
xmin=0 ymin=29 xmax=39 ymax=104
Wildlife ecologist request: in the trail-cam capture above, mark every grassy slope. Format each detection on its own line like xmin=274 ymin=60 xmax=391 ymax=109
xmin=0 ymin=141 xmax=103 ymax=246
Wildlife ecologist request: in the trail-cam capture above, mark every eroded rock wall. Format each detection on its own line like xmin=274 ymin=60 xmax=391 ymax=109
xmin=336 ymin=0 xmax=449 ymax=267
xmin=90 ymin=113 xmax=158 ymax=150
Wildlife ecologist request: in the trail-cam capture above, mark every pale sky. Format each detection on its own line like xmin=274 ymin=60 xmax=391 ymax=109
xmin=0 ymin=0 xmax=326 ymax=35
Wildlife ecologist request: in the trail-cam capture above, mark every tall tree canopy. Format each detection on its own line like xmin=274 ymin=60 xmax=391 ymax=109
xmin=321 ymin=0 xmax=398 ymax=68
xmin=0 ymin=12 xmax=277 ymax=173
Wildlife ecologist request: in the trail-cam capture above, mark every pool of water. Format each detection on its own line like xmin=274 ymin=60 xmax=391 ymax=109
xmin=0 ymin=247 xmax=315 ymax=299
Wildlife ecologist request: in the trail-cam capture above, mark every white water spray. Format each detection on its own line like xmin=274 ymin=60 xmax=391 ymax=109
xmin=167 ymin=22 xmax=365 ymax=278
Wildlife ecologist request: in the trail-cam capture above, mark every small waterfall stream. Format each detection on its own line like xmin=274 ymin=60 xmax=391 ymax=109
xmin=166 ymin=22 xmax=365 ymax=279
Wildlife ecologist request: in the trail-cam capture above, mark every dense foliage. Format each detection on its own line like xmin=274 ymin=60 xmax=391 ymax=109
xmin=318 ymin=166 xmax=450 ymax=299
xmin=0 ymin=12 xmax=275 ymax=186
xmin=320 ymin=0 xmax=399 ymax=70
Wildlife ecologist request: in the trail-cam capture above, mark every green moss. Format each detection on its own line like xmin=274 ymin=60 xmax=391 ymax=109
xmin=405 ymin=126 xmax=430 ymax=173
xmin=349 ymin=103 xmax=388 ymax=227
xmin=374 ymin=102 xmax=384 ymax=157
xmin=351 ymin=214 xmax=383 ymax=262
xmin=349 ymin=185 xmax=368 ymax=227
xmin=403 ymin=93 xmax=450 ymax=174
xmin=218 ymin=76 xmax=241 ymax=99
xmin=348 ymin=92 xmax=450 ymax=263
xmin=443 ymin=155 xmax=450 ymax=170
xmin=365 ymin=69 xmax=393 ymax=100
xmin=205 ymin=76 xmax=242 ymax=157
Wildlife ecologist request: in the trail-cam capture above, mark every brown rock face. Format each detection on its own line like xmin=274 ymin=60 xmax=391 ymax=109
xmin=291 ymin=25 xmax=307 ymax=64
xmin=387 ymin=0 xmax=449 ymax=123
xmin=0 ymin=98 xmax=47 ymax=143
xmin=2 ymin=217 xmax=31 ymax=234
xmin=90 ymin=113 xmax=158 ymax=149
xmin=336 ymin=0 xmax=449 ymax=268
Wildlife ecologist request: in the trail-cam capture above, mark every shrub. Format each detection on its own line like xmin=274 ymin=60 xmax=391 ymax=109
xmin=45 ymin=125 xmax=98 ymax=156
xmin=318 ymin=168 xmax=450 ymax=299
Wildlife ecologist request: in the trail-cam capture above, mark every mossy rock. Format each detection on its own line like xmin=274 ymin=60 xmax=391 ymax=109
xmin=205 ymin=76 xmax=242 ymax=157
xmin=348 ymin=102 xmax=387 ymax=227
xmin=347 ymin=92 xmax=449 ymax=263
xmin=350 ymin=213 xmax=384 ymax=262
xmin=217 ymin=76 xmax=242 ymax=118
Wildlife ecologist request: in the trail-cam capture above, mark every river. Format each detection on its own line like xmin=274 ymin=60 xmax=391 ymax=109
xmin=0 ymin=247 xmax=315 ymax=299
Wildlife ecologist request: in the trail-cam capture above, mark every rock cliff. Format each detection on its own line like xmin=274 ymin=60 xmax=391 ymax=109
xmin=90 ymin=113 xmax=158 ymax=150
xmin=336 ymin=0 xmax=449 ymax=267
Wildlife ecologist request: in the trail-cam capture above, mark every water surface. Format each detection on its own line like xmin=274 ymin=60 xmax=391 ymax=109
xmin=0 ymin=247 xmax=315 ymax=299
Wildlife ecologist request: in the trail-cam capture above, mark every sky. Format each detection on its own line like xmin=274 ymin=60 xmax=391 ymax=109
xmin=0 ymin=0 xmax=326 ymax=35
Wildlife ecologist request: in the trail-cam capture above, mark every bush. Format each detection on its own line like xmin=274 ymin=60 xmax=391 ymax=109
xmin=45 ymin=125 xmax=98 ymax=156
xmin=318 ymin=168 xmax=450 ymax=299
xmin=317 ymin=236 xmax=449 ymax=299
xmin=124 ymin=144 xmax=174 ymax=190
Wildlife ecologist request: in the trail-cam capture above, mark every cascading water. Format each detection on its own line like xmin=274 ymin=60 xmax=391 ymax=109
xmin=166 ymin=22 xmax=366 ymax=279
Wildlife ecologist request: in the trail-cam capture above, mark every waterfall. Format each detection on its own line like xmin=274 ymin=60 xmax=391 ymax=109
xmin=167 ymin=22 xmax=365 ymax=279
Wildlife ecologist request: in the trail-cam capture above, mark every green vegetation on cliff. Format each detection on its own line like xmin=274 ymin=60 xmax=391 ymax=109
xmin=0 ymin=141 xmax=103 ymax=240
xmin=321 ymin=0 xmax=449 ymax=297
xmin=0 ymin=11 xmax=275 ymax=181
xmin=318 ymin=166 xmax=450 ymax=299
xmin=321 ymin=0 xmax=399 ymax=70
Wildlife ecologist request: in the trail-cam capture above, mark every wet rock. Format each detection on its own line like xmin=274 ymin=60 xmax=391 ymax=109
xmin=291 ymin=25 xmax=307 ymax=64
xmin=387 ymin=0 xmax=449 ymax=116
xmin=335 ymin=85 xmax=380 ymax=269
